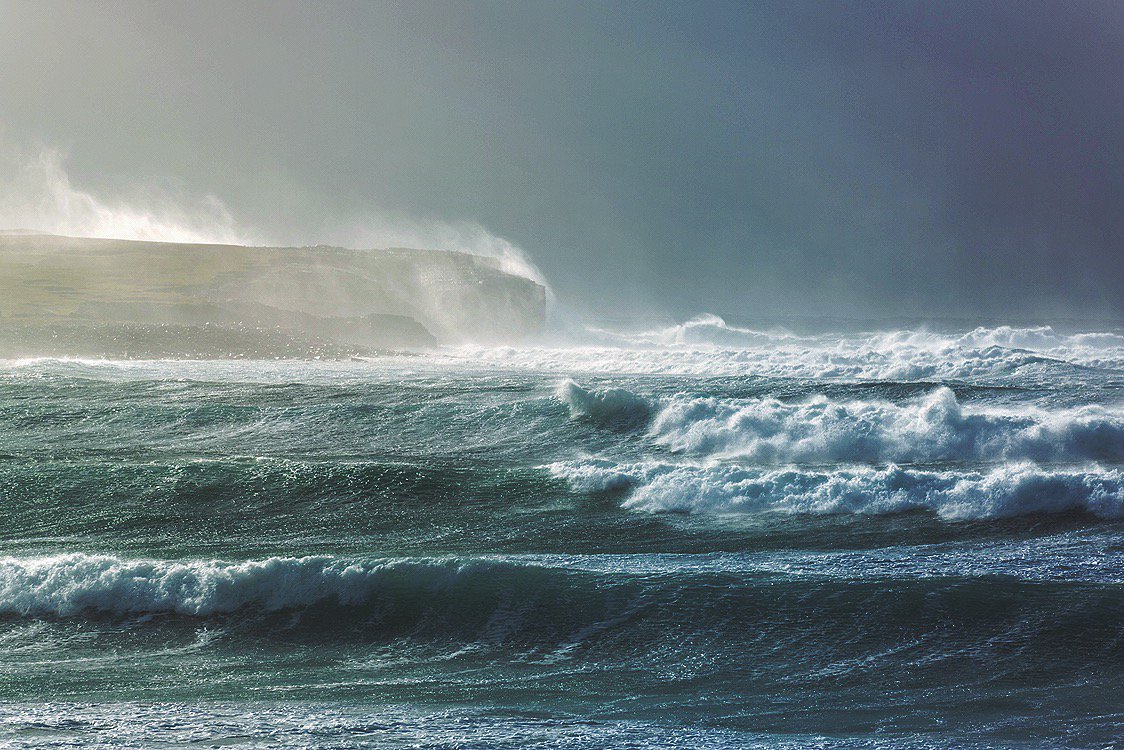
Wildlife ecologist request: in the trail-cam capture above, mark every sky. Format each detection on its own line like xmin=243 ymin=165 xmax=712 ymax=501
xmin=0 ymin=0 xmax=1120 ymax=321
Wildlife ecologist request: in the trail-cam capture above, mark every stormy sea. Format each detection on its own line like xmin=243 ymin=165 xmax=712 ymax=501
xmin=1 ymin=317 xmax=1122 ymax=749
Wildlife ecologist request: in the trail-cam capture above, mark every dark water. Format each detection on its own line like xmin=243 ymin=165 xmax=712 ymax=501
xmin=1 ymin=323 xmax=1122 ymax=748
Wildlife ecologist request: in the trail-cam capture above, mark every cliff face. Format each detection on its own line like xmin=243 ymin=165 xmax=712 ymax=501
xmin=0 ymin=234 xmax=547 ymax=357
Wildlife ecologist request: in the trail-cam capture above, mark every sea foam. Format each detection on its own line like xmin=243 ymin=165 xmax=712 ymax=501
xmin=549 ymin=460 xmax=1124 ymax=519
xmin=649 ymin=387 xmax=1124 ymax=464
xmin=0 ymin=555 xmax=488 ymax=617
xmin=444 ymin=320 xmax=1124 ymax=380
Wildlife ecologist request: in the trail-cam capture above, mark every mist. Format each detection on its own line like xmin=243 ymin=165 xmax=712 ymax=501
xmin=0 ymin=143 xmax=548 ymax=291
xmin=0 ymin=145 xmax=254 ymax=245
xmin=0 ymin=0 xmax=1120 ymax=322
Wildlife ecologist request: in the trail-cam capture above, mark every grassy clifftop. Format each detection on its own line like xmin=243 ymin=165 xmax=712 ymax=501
xmin=0 ymin=234 xmax=547 ymax=358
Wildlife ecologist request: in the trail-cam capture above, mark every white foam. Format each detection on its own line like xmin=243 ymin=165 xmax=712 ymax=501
xmin=0 ymin=555 xmax=486 ymax=617
xmin=649 ymin=387 xmax=1124 ymax=464
xmin=549 ymin=460 xmax=1124 ymax=520
xmin=4 ymin=319 xmax=1122 ymax=381
xmin=441 ymin=320 xmax=1124 ymax=380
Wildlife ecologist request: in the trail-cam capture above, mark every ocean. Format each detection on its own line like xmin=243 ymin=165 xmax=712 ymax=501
xmin=0 ymin=318 xmax=1122 ymax=748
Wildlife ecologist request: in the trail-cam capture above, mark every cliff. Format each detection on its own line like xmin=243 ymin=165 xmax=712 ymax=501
xmin=0 ymin=234 xmax=547 ymax=358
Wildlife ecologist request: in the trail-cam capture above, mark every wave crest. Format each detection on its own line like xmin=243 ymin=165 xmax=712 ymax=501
xmin=556 ymin=379 xmax=650 ymax=428
xmin=649 ymin=387 xmax=1124 ymax=464
xmin=0 ymin=555 xmax=488 ymax=617
xmin=549 ymin=461 xmax=1124 ymax=520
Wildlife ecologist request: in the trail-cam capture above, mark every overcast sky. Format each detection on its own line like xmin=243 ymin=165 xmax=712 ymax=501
xmin=1 ymin=0 xmax=1120 ymax=321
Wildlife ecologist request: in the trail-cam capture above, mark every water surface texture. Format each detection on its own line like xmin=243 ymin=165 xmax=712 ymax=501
xmin=1 ymin=319 xmax=1122 ymax=749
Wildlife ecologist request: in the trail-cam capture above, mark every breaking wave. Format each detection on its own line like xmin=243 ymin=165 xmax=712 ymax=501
xmin=587 ymin=313 xmax=796 ymax=348
xmin=5 ymin=543 xmax=1124 ymax=626
xmin=0 ymin=555 xmax=497 ymax=617
xmin=550 ymin=460 xmax=1124 ymax=520
xmin=556 ymin=378 xmax=651 ymax=428
xmin=449 ymin=341 xmax=1061 ymax=381
xmin=600 ymin=316 xmax=1124 ymax=356
xmin=649 ymin=387 xmax=1124 ymax=464
xmin=448 ymin=319 xmax=1124 ymax=379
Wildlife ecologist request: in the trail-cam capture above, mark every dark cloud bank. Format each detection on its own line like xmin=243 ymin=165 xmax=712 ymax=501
xmin=1 ymin=0 xmax=1120 ymax=322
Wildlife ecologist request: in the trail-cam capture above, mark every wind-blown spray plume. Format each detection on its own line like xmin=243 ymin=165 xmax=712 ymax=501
xmin=322 ymin=213 xmax=551 ymax=291
xmin=0 ymin=146 xmax=256 ymax=245
xmin=0 ymin=144 xmax=551 ymax=295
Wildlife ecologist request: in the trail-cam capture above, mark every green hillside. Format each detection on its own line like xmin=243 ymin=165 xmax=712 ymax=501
xmin=0 ymin=234 xmax=547 ymax=358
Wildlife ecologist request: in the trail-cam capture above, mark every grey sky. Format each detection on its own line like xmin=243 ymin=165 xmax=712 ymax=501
xmin=0 ymin=0 xmax=1120 ymax=320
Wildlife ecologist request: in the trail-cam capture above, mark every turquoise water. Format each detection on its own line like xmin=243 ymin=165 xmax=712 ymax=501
xmin=1 ymin=323 xmax=1123 ymax=748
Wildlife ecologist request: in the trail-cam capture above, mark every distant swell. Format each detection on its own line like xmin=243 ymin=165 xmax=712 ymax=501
xmin=450 ymin=321 xmax=1124 ymax=379
xmin=550 ymin=461 xmax=1124 ymax=519
xmin=650 ymin=387 xmax=1124 ymax=464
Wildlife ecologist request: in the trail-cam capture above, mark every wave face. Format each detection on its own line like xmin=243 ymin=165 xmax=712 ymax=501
xmin=3 ymin=321 xmax=1124 ymax=748
xmin=556 ymin=378 xmax=651 ymax=428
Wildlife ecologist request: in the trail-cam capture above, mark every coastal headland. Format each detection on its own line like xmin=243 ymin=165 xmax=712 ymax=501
xmin=0 ymin=233 xmax=547 ymax=358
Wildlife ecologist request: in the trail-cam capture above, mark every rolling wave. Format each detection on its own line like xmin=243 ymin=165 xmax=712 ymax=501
xmin=556 ymin=378 xmax=651 ymax=428
xmin=649 ymin=386 xmax=1124 ymax=464
xmin=2 ymin=546 xmax=1122 ymax=624
xmin=3 ymin=322 xmax=1124 ymax=746
xmin=550 ymin=460 xmax=1124 ymax=519
xmin=0 ymin=555 xmax=500 ymax=617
